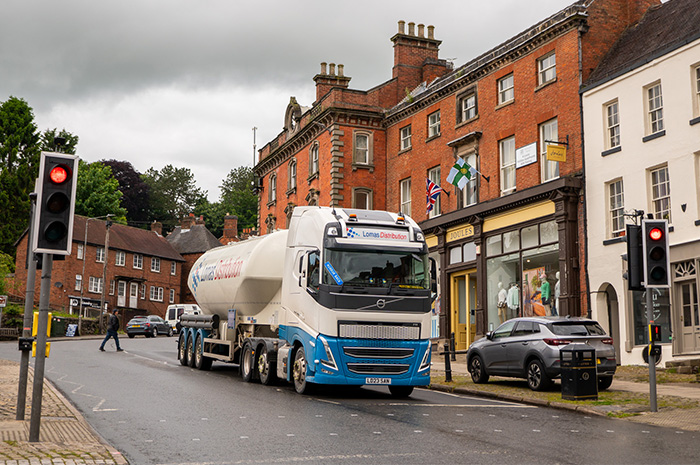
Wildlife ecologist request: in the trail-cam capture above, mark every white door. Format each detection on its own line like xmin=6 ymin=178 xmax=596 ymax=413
xmin=117 ymin=281 xmax=126 ymax=307
xmin=129 ymin=283 xmax=138 ymax=308
xmin=680 ymin=281 xmax=700 ymax=353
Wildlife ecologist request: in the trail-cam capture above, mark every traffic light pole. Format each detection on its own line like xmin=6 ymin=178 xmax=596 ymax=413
xmin=647 ymin=290 xmax=658 ymax=413
xmin=29 ymin=254 xmax=53 ymax=442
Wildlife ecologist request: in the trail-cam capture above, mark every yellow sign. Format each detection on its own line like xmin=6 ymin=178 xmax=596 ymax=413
xmin=447 ymin=224 xmax=474 ymax=243
xmin=546 ymin=144 xmax=567 ymax=162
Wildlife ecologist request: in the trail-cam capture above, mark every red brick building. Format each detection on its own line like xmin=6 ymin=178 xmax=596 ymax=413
xmin=12 ymin=216 xmax=184 ymax=319
xmin=253 ymin=0 xmax=659 ymax=348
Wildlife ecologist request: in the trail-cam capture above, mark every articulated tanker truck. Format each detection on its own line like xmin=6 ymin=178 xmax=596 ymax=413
xmin=179 ymin=206 xmax=433 ymax=396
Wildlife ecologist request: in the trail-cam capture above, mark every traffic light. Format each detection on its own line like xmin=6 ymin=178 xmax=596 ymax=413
xmin=31 ymin=152 xmax=79 ymax=255
xmin=624 ymin=224 xmax=644 ymax=291
xmin=642 ymin=219 xmax=670 ymax=288
xmin=649 ymin=324 xmax=662 ymax=342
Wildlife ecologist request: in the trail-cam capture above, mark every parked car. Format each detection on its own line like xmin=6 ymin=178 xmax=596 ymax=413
xmin=466 ymin=316 xmax=616 ymax=391
xmin=126 ymin=315 xmax=173 ymax=338
xmin=164 ymin=304 xmax=200 ymax=334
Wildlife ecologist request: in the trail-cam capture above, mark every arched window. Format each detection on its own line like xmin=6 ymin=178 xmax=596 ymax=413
xmin=353 ymin=131 xmax=373 ymax=170
xmin=353 ymin=188 xmax=373 ymax=210
xmin=268 ymin=174 xmax=277 ymax=204
xmin=309 ymin=143 xmax=319 ymax=177
xmin=288 ymin=159 xmax=297 ymax=191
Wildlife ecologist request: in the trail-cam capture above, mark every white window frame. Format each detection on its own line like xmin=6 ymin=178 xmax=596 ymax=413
xmin=428 ymin=111 xmax=441 ymax=138
xmin=171 ymin=261 xmax=177 ymax=275
xmin=646 ymin=82 xmax=664 ymax=135
xmin=150 ymin=286 xmax=164 ymax=302
xmin=693 ymin=64 xmax=700 ymax=118
xmin=75 ymin=274 xmax=82 ymax=291
xmin=354 ymin=132 xmax=370 ymax=165
xmin=169 ymin=289 xmax=175 ymax=304
xmin=400 ymin=178 xmax=412 ymax=217
xmin=540 ymin=118 xmax=559 ymax=182
xmin=458 ymin=92 xmax=477 ymax=123
xmin=400 ymin=125 xmax=412 ymax=151
xmin=428 ymin=166 xmax=441 ymax=218
xmin=140 ymin=283 xmax=146 ymax=299
xmin=458 ymin=151 xmax=478 ymax=208
xmin=269 ymin=174 xmax=276 ymax=203
xmin=352 ymin=188 xmax=372 ymax=210
xmin=498 ymin=74 xmax=514 ymax=105
xmin=605 ymin=100 xmax=621 ymax=149
xmin=608 ymin=179 xmax=625 ymax=238
xmin=109 ymin=280 xmax=115 ymax=295
xmin=288 ymin=159 xmax=297 ymax=191
xmin=309 ymin=143 xmax=319 ymax=176
xmin=537 ymin=52 xmax=556 ymax=85
xmin=115 ymin=250 xmax=125 ymax=267
xmin=77 ymin=244 xmax=84 ymax=260
xmin=500 ymin=136 xmax=516 ymax=195
xmin=88 ymin=277 xmax=103 ymax=294
xmin=151 ymin=257 xmax=161 ymax=273
xmin=649 ymin=165 xmax=671 ymax=222
xmin=96 ymin=247 xmax=105 ymax=263
xmin=133 ymin=253 xmax=143 ymax=269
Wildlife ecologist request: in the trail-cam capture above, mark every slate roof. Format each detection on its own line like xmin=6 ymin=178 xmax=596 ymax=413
xmin=166 ymin=224 xmax=222 ymax=255
xmin=73 ymin=215 xmax=184 ymax=261
xmin=583 ymin=0 xmax=700 ymax=91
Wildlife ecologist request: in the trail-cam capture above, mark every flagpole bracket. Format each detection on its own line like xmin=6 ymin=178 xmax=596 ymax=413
xmin=545 ymin=135 xmax=569 ymax=147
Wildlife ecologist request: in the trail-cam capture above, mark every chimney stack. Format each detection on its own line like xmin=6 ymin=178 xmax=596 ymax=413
xmin=181 ymin=213 xmax=196 ymax=230
xmin=151 ymin=221 xmax=163 ymax=236
xmin=220 ymin=214 xmax=239 ymax=245
xmin=391 ymin=20 xmax=445 ymax=102
xmin=313 ymin=61 xmax=351 ymax=104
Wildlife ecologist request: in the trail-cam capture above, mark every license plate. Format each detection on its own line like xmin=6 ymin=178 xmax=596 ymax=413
xmin=366 ymin=377 xmax=392 ymax=385
xmin=132 ymin=325 xmax=142 ymax=328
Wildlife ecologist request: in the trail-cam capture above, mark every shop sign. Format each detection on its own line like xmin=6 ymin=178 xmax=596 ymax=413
xmin=447 ymin=224 xmax=474 ymax=243
xmin=515 ymin=142 xmax=537 ymax=168
xmin=546 ymin=144 xmax=567 ymax=162
xmin=0 ymin=295 xmax=6 ymax=307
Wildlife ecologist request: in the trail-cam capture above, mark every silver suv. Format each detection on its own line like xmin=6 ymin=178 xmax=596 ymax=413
xmin=466 ymin=316 xmax=617 ymax=391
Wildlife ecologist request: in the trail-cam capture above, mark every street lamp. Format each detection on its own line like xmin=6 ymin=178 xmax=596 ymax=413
xmin=78 ymin=214 xmax=113 ymax=335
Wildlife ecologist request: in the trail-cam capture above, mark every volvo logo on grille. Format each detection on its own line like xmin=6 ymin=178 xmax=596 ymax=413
xmin=376 ymin=299 xmax=386 ymax=309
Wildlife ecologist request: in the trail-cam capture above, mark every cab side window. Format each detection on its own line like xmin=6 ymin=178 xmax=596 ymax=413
xmin=308 ymin=251 xmax=320 ymax=291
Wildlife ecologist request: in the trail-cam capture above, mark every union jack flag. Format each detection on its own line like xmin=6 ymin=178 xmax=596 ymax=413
xmin=426 ymin=178 xmax=443 ymax=213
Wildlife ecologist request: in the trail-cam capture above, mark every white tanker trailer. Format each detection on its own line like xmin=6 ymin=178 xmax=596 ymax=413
xmin=178 ymin=206 xmax=434 ymax=396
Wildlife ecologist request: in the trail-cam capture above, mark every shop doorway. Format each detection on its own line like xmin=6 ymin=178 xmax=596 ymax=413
xmin=451 ymin=269 xmax=477 ymax=350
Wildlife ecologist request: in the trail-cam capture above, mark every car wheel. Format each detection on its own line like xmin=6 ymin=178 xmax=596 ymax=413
xmin=293 ymin=346 xmax=310 ymax=394
xmin=128 ymin=334 xmax=135 ymax=339
xmin=178 ymin=333 xmax=188 ymax=366
xmin=152 ymin=328 xmax=158 ymax=338
xmin=598 ymin=376 xmax=614 ymax=391
xmin=257 ymin=349 xmax=275 ymax=385
xmin=388 ymin=386 xmax=414 ymax=398
xmin=167 ymin=327 xmax=174 ymax=337
xmin=241 ymin=343 xmax=254 ymax=382
xmin=469 ymin=354 xmax=489 ymax=384
xmin=186 ymin=334 xmax=196 ymax=367
xmin=527 ymin=359 xmax=552 ymax=391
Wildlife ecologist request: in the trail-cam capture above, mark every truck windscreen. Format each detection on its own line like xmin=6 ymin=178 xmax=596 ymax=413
xmin=322 ymin=249 xmax=429 ymax=290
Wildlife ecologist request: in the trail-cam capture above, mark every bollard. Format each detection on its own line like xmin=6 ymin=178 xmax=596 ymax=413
xmin=450 ymin=332 xmax=456 ymax=361
xmin=444 ymin=342 xmax=452 ymax=382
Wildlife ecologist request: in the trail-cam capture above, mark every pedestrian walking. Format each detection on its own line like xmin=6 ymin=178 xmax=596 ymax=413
xmin=99 ymin=308 xmax=124 ymax=352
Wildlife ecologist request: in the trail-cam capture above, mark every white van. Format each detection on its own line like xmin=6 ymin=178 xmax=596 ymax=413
xmin=165 ymin=304 xmax=201 ymax=333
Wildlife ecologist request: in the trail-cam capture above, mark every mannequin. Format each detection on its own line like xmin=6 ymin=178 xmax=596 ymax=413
xmin=540 ymin=273 xmax=551 ymax=316
xmin=497 ymin=282 xmax=508 ymax=323
xmin=507 ymin=283 xmax=519 ymax=318
xmin=552 ymin=271 xmax=560 ymax=316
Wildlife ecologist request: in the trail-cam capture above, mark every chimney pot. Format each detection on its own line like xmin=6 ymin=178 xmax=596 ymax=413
xmin=329 ymin=63 xmax=336 ymax=76
xmin=417 ymin=24 xmax=425 ymax=38
xmin=408 ymin=22 xmax=415 ymax=36
xmin=427 ymin=25 xmax=435 ymax=39
xmin=338 ymin=64 xmax=344 ymax=77
xmin=320 ymin=62 xmax=327 ymax=75
xmin=398 ymin=20 xmax=405 ymax=34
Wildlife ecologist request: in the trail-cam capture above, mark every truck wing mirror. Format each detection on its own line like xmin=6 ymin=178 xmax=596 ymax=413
xmin=429 ymin=257 xmax=437 ymax=295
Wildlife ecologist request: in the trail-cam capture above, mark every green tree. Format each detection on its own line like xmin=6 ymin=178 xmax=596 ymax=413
xmin=194 ymin=199 xmax=226 ymax=239
xmin=40 ymin=128 xmax=79 ymax=154
xmin=0 ymin=96 xmax=41 ymax=255
xmin=144 ymin=164 xmax=206 ymax=232
xmin=0 ymin=251 xmax=14 ymax=295
xmin=75 ymin=160 xmax=127 ymax=223
xmin=219 ymin=166 xmax=257 ymax=232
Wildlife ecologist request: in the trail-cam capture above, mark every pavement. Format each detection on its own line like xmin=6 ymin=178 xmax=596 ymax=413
xmin=0 ymin=341 xmax=698 ymax=465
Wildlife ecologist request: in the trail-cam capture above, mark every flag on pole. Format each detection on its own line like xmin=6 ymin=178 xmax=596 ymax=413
xmin=426 ymin=178 xmax=443 ymax=213
xmin=446 ymin=157 xmax=478 ymax=190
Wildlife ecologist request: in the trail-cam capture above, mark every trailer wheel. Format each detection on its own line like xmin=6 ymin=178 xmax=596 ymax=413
xmin=293 ymin=346 xmax=310 ymax=394
xmin=388 ymin=386 xmax=414 ymax=398
xmin=194 ymin=334 xmax=212 ymax=371
xmin=257 ymin=349 xmax=275 ymax=385
xmin=178 ymin=333 xmax=188 ymax=366
xmin=241 ymin=343 xmax=255 ymax=382
xmin=186 ymin=334 xmax=196 ymax=368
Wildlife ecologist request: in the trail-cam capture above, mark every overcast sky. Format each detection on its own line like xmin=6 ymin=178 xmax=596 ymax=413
xmin=1 ymin=0 xmax=574 ymax=201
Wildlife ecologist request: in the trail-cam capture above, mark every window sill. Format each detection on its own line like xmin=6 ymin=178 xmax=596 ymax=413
xmin=690 ymin=116 xmax=700 ymax=126
xmin=352 ymin=163 xmax=375 ymax=173
xmin=425 ymin=133 xmax=441 ymax=143
xmin=266 ymin=200 xmax=276 ymax=208
xmin=455 ymin=115 xmax=479 ymax=129
xmin=534 ymin=78 xmax=557 ymax=92
xmin=398 ymin=146 xmax=412 ymax=155
xmin=495 ymin=99 xmax=515 ymax=111
xmin=601 ymin=146 xmax=622 ymax=157
xmin=642 ymin=130 xmax=665 ymax=143
xmin=307 ymin=173 xmax=318 ymax=184
xmin=603 ymin=237 xmax=625 ymax=246
xmin=286 ymin=187 xmax=297 ymax=197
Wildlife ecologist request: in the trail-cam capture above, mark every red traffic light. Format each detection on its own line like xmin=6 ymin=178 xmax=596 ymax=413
xmin=49 ymin=165 xmax=70 ymax=184
xmin=648 ymin=227 xmax=663 ymax=241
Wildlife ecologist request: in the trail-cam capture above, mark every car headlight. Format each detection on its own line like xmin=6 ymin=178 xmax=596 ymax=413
xmin=418 ymin=344 xmax=431 ymax=372
xmin=319 ymin=336 xmax=337 ymax=371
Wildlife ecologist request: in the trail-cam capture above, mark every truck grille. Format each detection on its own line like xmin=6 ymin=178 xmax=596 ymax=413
xmin=343 ymin=347 xmax=414 ymax=359
xmin=338 ymin=322 xmax=420 ymax=340
xmin=347 ymin=363 xmax=410 ymax=375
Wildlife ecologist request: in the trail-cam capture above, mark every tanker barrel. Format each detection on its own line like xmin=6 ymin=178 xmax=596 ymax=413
xmin=180 ymin=313 xmax=219 ymax=330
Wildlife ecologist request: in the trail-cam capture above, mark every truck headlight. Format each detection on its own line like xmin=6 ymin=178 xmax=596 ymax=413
xmin=418 ymin=345 xmax=431 ymax=372
xmin=319 ymin=336 xmax=337 ymax=371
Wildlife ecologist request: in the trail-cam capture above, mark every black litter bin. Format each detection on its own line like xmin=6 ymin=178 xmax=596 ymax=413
xmin=560 ymin=343 xmax=598 ymax=400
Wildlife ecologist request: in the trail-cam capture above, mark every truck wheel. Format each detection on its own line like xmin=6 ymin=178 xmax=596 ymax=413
xmin=186 ymin=334 xmax=196 ymax=368
xmin=293 ymin=347 xmax=310 ymax=394
xmin=241 ymin=343 xmax=255 ymax=382
xmin=257 ymin=349 xmax=275 ymax=385
xmin=178 ymin=333 xmax=188 ymax=366
xmin=389 ymin=386 xmax=414 ymax=398
xmin=194 ymin=334 xmax=212 ymax=371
